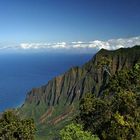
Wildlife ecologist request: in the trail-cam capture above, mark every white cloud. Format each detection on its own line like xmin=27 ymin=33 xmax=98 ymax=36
xmin=52 ymin=42 xmax=66 ymax=48
xmin=0 ymin=36 xmax=140 ymax=53
xmin=88 ymin=40 xmax=110 ymax=50
xmin=19 ymin=36 xmax=140 ymax=51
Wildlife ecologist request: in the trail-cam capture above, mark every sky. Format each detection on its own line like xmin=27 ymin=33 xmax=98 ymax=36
xmin=0 ymin=0 xmax=140 ymax=43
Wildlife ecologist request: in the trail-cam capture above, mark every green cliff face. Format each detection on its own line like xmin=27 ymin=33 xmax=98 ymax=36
xmin=19 ymin=46 xmax=140 ymax=139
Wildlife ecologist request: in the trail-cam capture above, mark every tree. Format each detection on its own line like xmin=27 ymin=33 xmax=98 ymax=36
xmin=60 ymin=123 xmax=99 ymax=140
xmin=77 ymin=91 xmax=140 ymax=140
xmin=76 ymin=63 xmax=140 ymax=140
xmin=96 ymin=56 xmax=112 ymax=76
xmin=105 ymin=63 xmax=140 ymax=94
xmin=0 ymin=110 xmax=36 ymax=140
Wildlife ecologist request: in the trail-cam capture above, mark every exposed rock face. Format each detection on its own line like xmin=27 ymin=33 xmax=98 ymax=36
xmin=19 ymin=46 xmax=140 ymax=137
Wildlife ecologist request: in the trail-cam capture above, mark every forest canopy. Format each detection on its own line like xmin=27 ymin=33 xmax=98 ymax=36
xmin=61 ymin=63 xmax=140 ymax=140
xmin=0 ymin=110 xmax=36 ymax=140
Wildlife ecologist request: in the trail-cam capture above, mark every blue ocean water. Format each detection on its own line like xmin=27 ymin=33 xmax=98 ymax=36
xmin=0 ymin=52 xmax=93 ymax=111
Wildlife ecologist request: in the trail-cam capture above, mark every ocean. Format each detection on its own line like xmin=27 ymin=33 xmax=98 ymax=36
xmin=0 ymin=52 xmax=93 ymax=111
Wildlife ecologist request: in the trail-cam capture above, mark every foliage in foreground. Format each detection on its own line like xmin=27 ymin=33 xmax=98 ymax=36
xmin=60 ymin=123 xmax=99 ymax=140
xmin=75 ymin=63 xmax=140 ymax=140
xmin=77 ymin=91 xmax=140 ymax=140
xmin=0 ymin=110 xmax=36 ymax=140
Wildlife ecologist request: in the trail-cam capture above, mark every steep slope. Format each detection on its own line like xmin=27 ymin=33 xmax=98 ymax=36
xmin=19 ymin=46 xmax=140 ymax=139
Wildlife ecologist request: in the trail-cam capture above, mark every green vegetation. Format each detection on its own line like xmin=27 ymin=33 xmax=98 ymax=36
xmin=60 ymin=123 xmax=99 ymax=140
xmin=105 ymin=63 xmax=140 ymax=94
xmin=0 ymin=110 xmax=36 ymax=140
xmin=75 ymin=63 xmax=140 ymax=140
xmin=17 ymin=46 xmax=140 ymax=139
xmin=76 ymin=91 xmax=140 ymax=140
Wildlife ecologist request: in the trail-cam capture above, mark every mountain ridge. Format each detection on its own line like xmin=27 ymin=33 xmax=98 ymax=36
xmin=19 ymin=46 xmax=140 ymax=139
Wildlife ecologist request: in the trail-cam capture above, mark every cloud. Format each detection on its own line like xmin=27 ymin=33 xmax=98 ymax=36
xmin=0 ymin=36 xmax=140 ymax=53
xmin=20 ymin=42 xmax=67 ymax=49
xmin=19 ymin=36 xmax=140 ymax=51
xmin=88 ymin=40 xmax=110 ymax=49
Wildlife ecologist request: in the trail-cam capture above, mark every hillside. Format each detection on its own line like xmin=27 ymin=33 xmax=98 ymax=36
xmin=19 ymin=46 xmax=140 ymax=139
